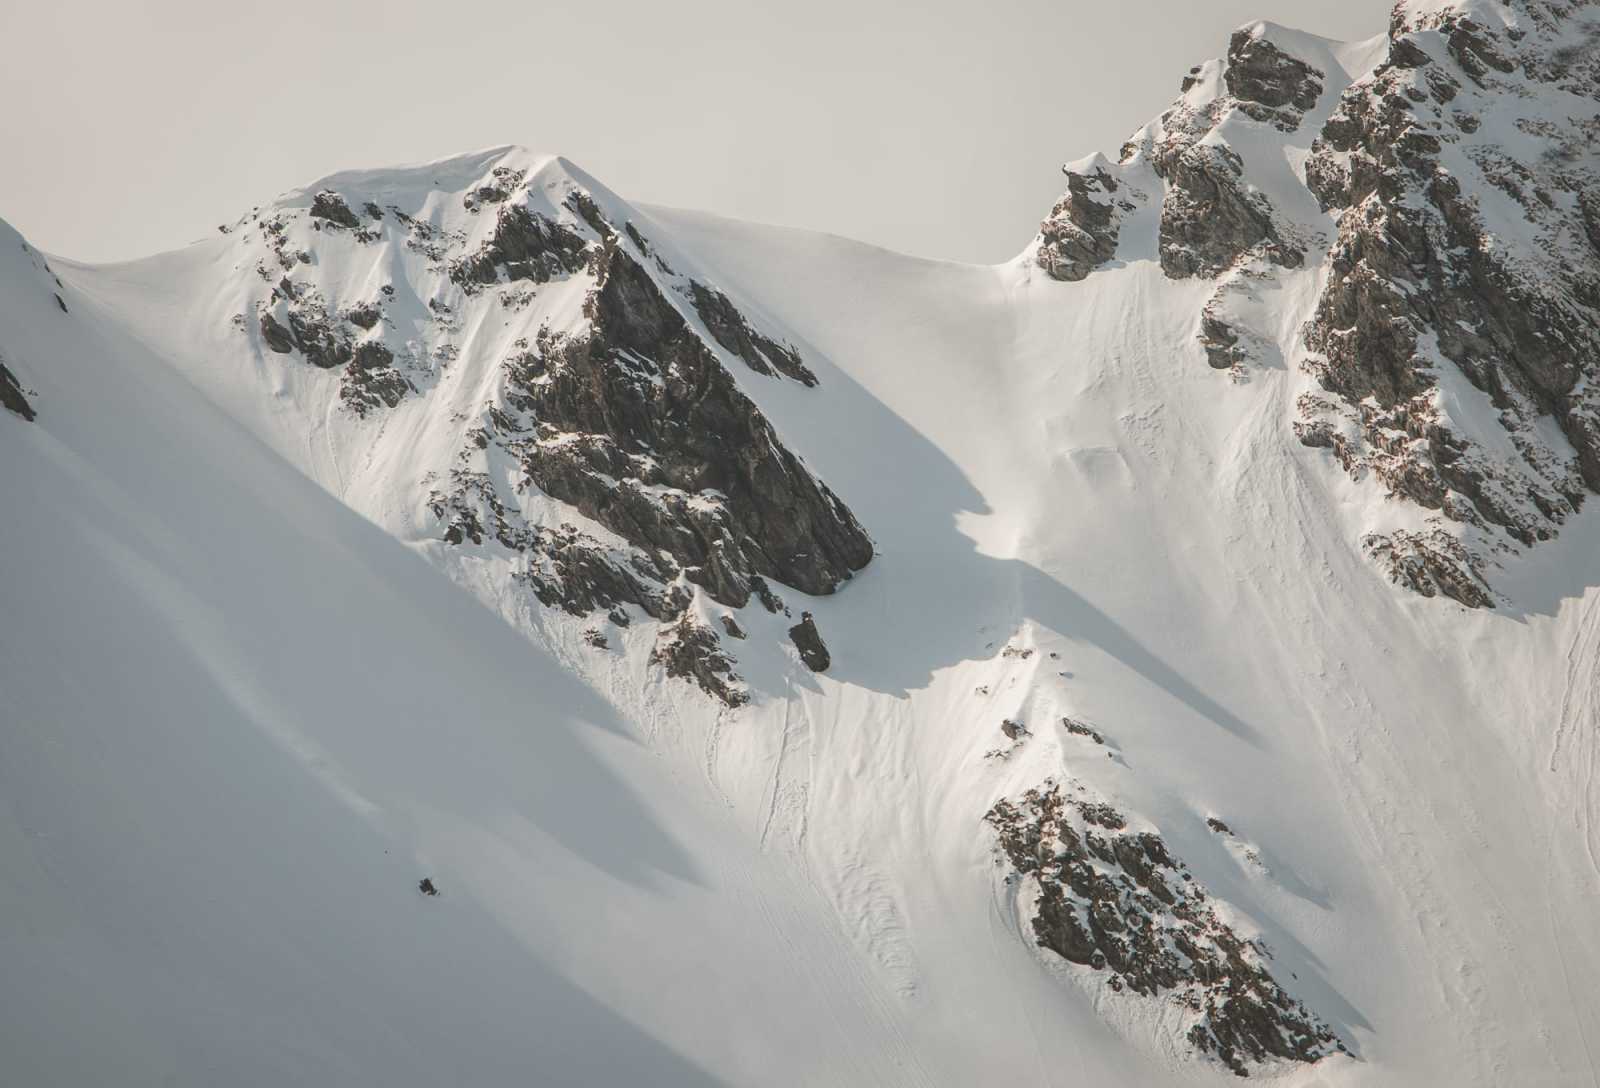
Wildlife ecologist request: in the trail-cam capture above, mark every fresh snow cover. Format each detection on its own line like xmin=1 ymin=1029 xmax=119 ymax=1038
xmin=6 ymin=5 xmax=1600 ymax=1086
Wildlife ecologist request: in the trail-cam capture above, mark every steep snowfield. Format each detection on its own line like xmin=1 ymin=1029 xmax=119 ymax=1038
xmin=0 ymin=217 xmax=940 ymax=1086
xmin=649 ymin=199 xmax=1600 ymax=1084
xmin=8 ymin=7 xmax=1600 ymax=1086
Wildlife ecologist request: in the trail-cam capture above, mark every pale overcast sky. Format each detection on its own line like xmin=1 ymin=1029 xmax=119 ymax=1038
xmin=0 ymin=0 xmax=1391 ymax=265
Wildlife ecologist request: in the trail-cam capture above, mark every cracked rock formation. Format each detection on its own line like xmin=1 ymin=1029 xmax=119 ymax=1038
xmin=988 ymin=782 xmax=1343 ymax=1077
xmin=1299 ymin=0 xmax=1600 ymax=605
xmin=225 ymin=152 xmax=871 ymax=703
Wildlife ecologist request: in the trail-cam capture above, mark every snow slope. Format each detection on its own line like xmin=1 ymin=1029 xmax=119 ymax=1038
xmin=0 ymin=217 xmax=942 ymax=1087
xmin=7 ymin=3 xmax=1600 ymax=1084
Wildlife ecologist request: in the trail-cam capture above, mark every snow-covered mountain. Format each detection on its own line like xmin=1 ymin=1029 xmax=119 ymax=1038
xmin=6 ymin=0 xmax=1600 ymax=1083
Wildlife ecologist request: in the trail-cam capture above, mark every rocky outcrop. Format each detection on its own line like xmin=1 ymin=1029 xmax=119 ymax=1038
xmin=0 ymin=357 xmax=34 ymax=421
xmin=788 ymin=612 xmax=830 ymax=672
xmin=462 ymin=165 xmax=528 ymax=212
xmin=1036 ymin=164 xmax=1128 ymax=281
xmin=1034 ymin=27 xmax=1312 ymax=282
xmin=494 ymin=239 xmax=874 ymax=614
xmin=1298 ymin=0 xmax=1600 ymax=604
xmin=1157 ymin=142 xmax=1301 ymax=279
xmin=988 ymin=782 xmax=1343 ymax=1076
xmin=1147 ymin=25 xmax=1316 ymax=280
xmin=309 ymin=190 xmax=363 ymax=230
xmin=653 ymin=614 xmax=748 ymax=706
xmin=1224 ymin=27 xmax=1323 ymax=128
xmin=688 ymin=282 xmax=817 ymax=386
xmin=449 ymin=204 xmax=588 ymax=290
xmin=1199 ymin=309 xmax=1246 ymax=370
xmin=229 ymin=153 xmax=872 ymax=701
xmin=342 ymin=340 xmax=412 ymax=416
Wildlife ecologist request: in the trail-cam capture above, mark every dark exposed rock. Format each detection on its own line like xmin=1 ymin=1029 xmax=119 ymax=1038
xmin=721 ymin=614 xmax=746 ymax=640
xmin=345 ymin=302 xmax=381 ymax=329
xmin=521 ymin=530 xmax=688 ymax=622
xmin=1224 ymin=28 xmax=1324 ymax=126
xmin=1206 ymin=817 xmax=1232 ymax=835
xmin=351 ymin=340 xmax=393 ymax=370
xmin=789 ymin=611 xmax=830 ymax=672
xmin=751 ymin=576 xmax=786 ymax=614
xmin=449 ymin=204 xmax=588 ymax=290
xmin=564 ymin=191 xmax=611 ymax=238
xmin=428 ymin=475 xmax=692 ymax=623
xmin=418 ymin=877 xmax=439 ymax=897
xmin=0 ymin=358 xmax=35 ymax=421
xmin=1199 ymin=310 xmax=1245 ymax=369
xmin=1157 ymin=142 xmax=1300 ymax=278
xmin=1298 ymin=1 xmax=1600 ymax=603
xmin=243 ymin=160 xmax=869 ymax=700
xmin=503 ymin=243 xmax=873 ymax=610
xmin=259 ymin=312 xmax=295 ymax=354
xmin=1037 ymin=165 xmax=1125 ymax=282
xmin=341 ymin=340 xmax=412 ymax=417
xmin=582 ymin=627 xmax=609 ymax=650
xmin=1076 ymin=27 xmax=1312 ymax=285
xmin=989 ymin=783 xmax=1343 ymax=1076
xmin=309 ymin=190 xmax=362 ymax=230
xmin=463 ymin=166 xmax=527 ymax=212
xmin=53 ymin=293 xmax=68 ymax=314
xmin=1364 ymin=530 xmax=1492 ymax=609
xmin=688 ymin=282 xmax=817 ymax=386
xmin=286 ymin=309 xmax=353 ymax=370
xmin=1062 ymin=717 xmax=1104 ymax=744
xmin=653 ymin=614 xmax=748 ymax=707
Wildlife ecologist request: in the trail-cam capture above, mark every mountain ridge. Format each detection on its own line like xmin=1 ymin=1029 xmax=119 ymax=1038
xmin=6 ymin=1 xmax=1600 ymax=1083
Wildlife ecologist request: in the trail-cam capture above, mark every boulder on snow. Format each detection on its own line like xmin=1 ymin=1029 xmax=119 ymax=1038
xmin=789 ymin=612 xmax=830 ymax=672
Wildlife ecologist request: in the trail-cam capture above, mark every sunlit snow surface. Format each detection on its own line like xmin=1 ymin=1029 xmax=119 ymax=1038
xmin=5 ymin=15 xmax=1600 ymax=1087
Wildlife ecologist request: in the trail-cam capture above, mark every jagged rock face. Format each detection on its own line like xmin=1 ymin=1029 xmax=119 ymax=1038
xmin=498 ymin=240 xmax=873 ymax=613
xmin=449 ymin=203 xmax=588 ymax=290
xmin=1032 ymin=24 xmax=1317 ymax=285
xmin=255 ymin=274 xmax=409 ymax=419
xmin=1224 ymin=28 xmax=1323 ymax=125
xmin=1198 ymin=310 xmax=1246 ymax=370
xmin=1145 ymin=26 xmax=1319 ymax=279
xmin=309 ymin=190 xmax=363 ymax=230
xmin=1157 ymin=141 xmax=1302 ymax=279
xmin=652 ymin=613 xmax=748 ymax=706
xmin=0 ymin=358 xmax=34 ymax=421
xmin=988 ymin=783 xmax=1343 ymax=1077
xmin=227 ymin=154 xmax=870 ymax=699
xmin=1036 ymin=165 xmax=1127 ymax=282
xmin=1299 ymin=0 xmax=1600 ymax=605
xmin=687 ymin=282 xmax=817 ymax=386
xmin=1032 ymin=4 xmax=1600 ymax=607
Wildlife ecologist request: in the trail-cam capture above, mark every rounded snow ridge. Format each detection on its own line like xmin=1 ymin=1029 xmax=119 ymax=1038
xmin=269 ymin=145 xmax=570 ymax=214
xmin=1062 ymin=150 xmax=1114 ymax=177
